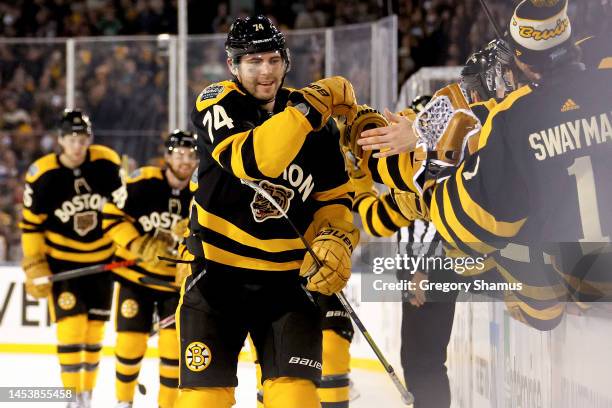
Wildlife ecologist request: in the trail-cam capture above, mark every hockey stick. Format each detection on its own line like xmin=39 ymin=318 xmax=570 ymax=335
xmin=32 ymin=259 xmax=137 ymax=285
xmin=477 ymin=0 xmax=505 ymax=39
xmin=240 ymin=179 xmax=414 ymax=405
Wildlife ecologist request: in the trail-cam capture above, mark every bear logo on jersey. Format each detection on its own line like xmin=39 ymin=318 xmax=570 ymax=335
xmin=120 ymin=299 xmax=139 ymax=319
xmin=74 ymin=211 xmax=98 ymax=236
xmin=185 ymin=341 xmax=212 ymax=372
xmin=57 ymin=292 xmax=76 ymax=310
xmin=250 ymin=180 xmax=294 ymax=222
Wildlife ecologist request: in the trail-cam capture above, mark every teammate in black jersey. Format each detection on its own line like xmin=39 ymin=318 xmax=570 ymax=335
xmin=20 ymin=109 xmax=124 ymax=408
xmin=102 ymin=130 xmax=198 ymax=408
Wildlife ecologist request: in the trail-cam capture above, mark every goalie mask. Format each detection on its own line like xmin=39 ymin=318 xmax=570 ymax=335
xmin=461 ymin=39 xmax=517 ymax=103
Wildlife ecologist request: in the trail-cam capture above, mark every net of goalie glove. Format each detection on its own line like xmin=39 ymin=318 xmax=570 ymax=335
xmin=411 ymin=83 xmax=481 ymax=195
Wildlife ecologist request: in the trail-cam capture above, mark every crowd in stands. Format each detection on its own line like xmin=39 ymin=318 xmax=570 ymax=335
xmin=0 ymin=0 xmax=609 ymax=260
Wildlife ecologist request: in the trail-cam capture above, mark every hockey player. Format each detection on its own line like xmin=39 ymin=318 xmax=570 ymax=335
xmin=101 ymin=130 xmax=198 ymax=408
xmin=175 ymin=15 xmax=359 ymax=408
xmin=20 ymin=109 xmax=124 ymax=408
xmin=427 ymin=0 xmax=612 ymax=321
xmin=346 ymin=99 xmax=456 ymax=408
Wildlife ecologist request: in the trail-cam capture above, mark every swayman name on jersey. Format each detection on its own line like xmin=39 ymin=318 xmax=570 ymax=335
xmin=529 ymin=111 xmax=612 ymax=160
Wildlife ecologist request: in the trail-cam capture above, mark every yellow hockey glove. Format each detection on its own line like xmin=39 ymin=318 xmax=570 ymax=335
xmin=300 ymin=219 xmax=360 ymax=295
xmin=339 ymin=105 xmax=388 ymax=160
xmin=129 ymin=235 xmax=172 ymax=265
xmin=171 ymin=218 xmax=189 ymax=243
xmin=22 ymin=254 xmax=52 ymax=298
xmin=289 ymin=76 xmax=357 ymax=131
xmin=391 ymin=188 xmax=430 ymax=221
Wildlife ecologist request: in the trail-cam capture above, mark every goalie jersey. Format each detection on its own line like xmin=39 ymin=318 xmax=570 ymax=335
xmin=20 ymin=145 xmax=123 ymax=267
xmin=102 ymin=166 xmax=192 ymax=291
xmin=189 ymin=80 xmax=353 ymax=273
xmin=430 ymin=65 xmax=612 ymax=304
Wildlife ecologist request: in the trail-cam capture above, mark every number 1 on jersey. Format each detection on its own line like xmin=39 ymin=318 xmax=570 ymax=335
xmin=567 ymin=155 xmax=610 ymax=250
xmin=202 ymin=105 xmax=234 ymax=143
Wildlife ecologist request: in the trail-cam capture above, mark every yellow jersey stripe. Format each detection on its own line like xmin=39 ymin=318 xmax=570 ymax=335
xmin=478 ymin=86 xmax=532 ymax=149
xmin=47 ymin=246 xmax=115 ymax=263
xmin=455 ymin=162 xmax=526 ymax=238
xmin=203 ymin=242 xmax=302 ymax=271
xmin=45 ymin=231 xmax=114 ymax=252
xmin=195 ymin=203 xmax=306 ymax=252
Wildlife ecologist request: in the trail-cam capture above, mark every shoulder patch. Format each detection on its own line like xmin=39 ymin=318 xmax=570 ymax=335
xmin=128 ymin=166 xmax=163 ymax=183
xmin=27 ymin=164 xmax=39 ymax=178
xmin=200 ymin=84 xmax=224 ymax=101
xmin=26 ymin=153 xmax=59 ymax=183
xmin=195 ymin=80 xmax=244 ymax=112
xmin=89 ymin=144 xmax=121 ymax=165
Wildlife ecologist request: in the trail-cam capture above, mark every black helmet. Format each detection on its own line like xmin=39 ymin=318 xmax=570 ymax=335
xmin=59 ymin=109 xmax=92 ymax=137
xmin=410 ymin=95 xmax=432 ymax=113
xmin=461 ymin=49 xmax=493 ymax=102
xmin=165 ymin=129 xmax=197 ymax=152
xmin=225 ymin=15 xmax=290 ymax=68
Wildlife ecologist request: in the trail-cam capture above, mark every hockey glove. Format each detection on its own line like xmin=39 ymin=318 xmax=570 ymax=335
xmin=391 ymin=188 xmax=430 ymax=221
xmin=129 ymin=235 xmax=172 ymax=265
xmin=22 ymin=254 xmax=52 ymax=298
xmin=340 ymin=105 xmax=388 ymax=160
xmin=300 ymin=219 xmax=360 ymax=296
xmin=171 ymin=218 xmax=189 ymax=243
xmin=289 ymin=76 xmax=357 ymax=131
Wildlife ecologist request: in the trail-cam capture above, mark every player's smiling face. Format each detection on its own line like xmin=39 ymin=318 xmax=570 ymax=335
xmin=166 ymin=147 xmax=198 ymax=181
xmin=231 ymin=51 xmax=286 ymax=102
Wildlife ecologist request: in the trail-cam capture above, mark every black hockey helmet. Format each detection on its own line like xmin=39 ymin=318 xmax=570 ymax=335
xmin=165 ymin=129 xmax=197 ymax=152
xmin=59 ymin=109 xmax=92 ymax=137
xmin=225 ymin=15 xmax=290 ymax=70
xmin=461 ymin=49 xmax=493 ymax=102
xmin=410 ymin=95 xmax=432 ymax=113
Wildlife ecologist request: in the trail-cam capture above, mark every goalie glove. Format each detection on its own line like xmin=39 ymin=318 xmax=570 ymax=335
xmin=411 ymin=83 xmax=481 ymax=201
xmin=128 ymin=235 xmax=173 ymax=265
xmin=300 ymin=219 xmax=360 ymax=296
xmin=289 ymin=76 xmax=357 ymax=131
xmin=339 ymin=105 xmax=388 ymax=160
xmin=22 ymin=254 xmax=52 ymax=298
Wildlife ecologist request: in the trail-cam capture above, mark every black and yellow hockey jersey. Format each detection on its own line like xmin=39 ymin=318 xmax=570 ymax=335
xmin=20 ymin=145 xmax=123 ymax=267
xmin=102 ymin=166 xmax=192 ymax=291
xmin=189 ymin=80 xmax=353 ymax=273
xmin=576 ymin=35 xmax=612 ymax=71
xmin=430 ymin=64 xmax=612 ymax=308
